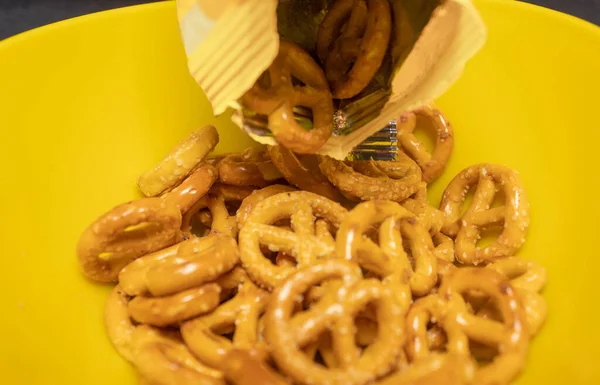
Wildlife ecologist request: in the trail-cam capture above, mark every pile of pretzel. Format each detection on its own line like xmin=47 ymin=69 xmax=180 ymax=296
xmin=243 ymin=0 xmax=394 ymax=153
xmin=77 ymin=112 xmax=547 ymax=385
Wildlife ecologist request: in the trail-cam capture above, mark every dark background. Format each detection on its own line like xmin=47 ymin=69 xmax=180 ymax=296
xmin=0 ymin=0 xmax=599 ymax=40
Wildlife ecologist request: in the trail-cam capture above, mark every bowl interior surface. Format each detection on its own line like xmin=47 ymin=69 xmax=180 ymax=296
xmin=0 ymin=1 xmax=599 ymax=384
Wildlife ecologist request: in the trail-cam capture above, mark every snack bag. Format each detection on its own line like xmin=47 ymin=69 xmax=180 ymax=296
xmin=176 ymin=0 xmax=486 ymax=159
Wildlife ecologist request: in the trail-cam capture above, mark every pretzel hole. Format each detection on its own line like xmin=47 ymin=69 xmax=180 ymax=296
xmin=490 ymin=189 xmax=505 ymax=209
xmin=190 ymin=211 xmax=212 ymax=237
xmin=413 ymin=114 xmax=438 ymax=154
xmin=476 ymin=225 xmax=503 ymax=249
xmin=426 ymin=324 xmax=448 ymax=352
xmin=469 ymin=341 xmax=499 ymax=366
xmin=459 ymin=186 xmax=476 ymax=217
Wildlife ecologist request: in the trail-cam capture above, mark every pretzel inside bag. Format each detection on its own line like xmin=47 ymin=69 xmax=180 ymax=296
xmin=77 ymin=105 xmax=546 ymax=385
xmin=242 ymin=40 xmax=334 ymax=154
xmin=316 ymin=0 xmax=392 ymax=99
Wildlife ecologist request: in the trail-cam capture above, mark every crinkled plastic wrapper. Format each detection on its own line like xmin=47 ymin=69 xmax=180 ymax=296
xmin=176 ymin=0 xmax=486 ymax=160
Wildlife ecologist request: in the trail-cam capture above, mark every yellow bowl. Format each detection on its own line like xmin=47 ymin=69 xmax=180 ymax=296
xmin=1 ymin=0 xmax=599 ymax=384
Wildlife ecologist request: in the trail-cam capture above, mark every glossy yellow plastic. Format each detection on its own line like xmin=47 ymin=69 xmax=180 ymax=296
xmin=0 ymin=1 xmax=598 ymax=384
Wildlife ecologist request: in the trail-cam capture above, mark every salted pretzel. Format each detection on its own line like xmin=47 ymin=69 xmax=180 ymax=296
xmin=242 ymin=40 xmax=334 ymax=154
xmin=440 ymin=164 xmax=530 ymax=264
xmin=264 ymin=260 xmax=405 ymax=385
xmin=268 ymin=146 xmax=346 ymax=202
xmin=128 ymin=283 xmax=221 ymax=327
xmin=238 ymin=191 xmax=347 ymax=289
xmin=137 ymin=125 xmax=219 ymax=197
xmin=319 ymin=156 xmax=423 ymax=202
xmin=131 ymin=325 xmax=224 ymax=385
xmin=217 ymin=148 xmax=282 ymax=187
xmin=484 ymin=258 xmax=547 ymax=335
xmin=181 ymin=279 xmax=270 ymax=368
xmin=161 ymin=163 xmax=218 ymax=213
xmin=397 ymin=105 xmax=454 ymax=183
xmin=142 ymin=234 xmax=239 ymax=297
xmin=104 ymin=285 xmax=136 ymax=363
xmin=77 ymin=198 xmax=182 ymax=282
xmin=336 ymin=200 xmax=437 ymax=296
xmin=236 ymin=184 xmax=297 ymax=228
xmin=439 ymin=267 xmax=529 ymax=385
xmin=316 ymin=0 xmax=392 ymax=99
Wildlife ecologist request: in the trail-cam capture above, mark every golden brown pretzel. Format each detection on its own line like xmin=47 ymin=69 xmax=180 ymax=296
xmin=137 ymin=125 xmax=219 ymax=197
xmin=317 ymin=0 xmax=392 ymax=99
xmin=375 ymin=353 xmax=475 ymax=385
xmin=238 ymin=191 xmax=347 ymax=289
xmin=217 ymin=148 xmax=282 ymax=187
xmin=77 ymin=198 xmax=182 ymax=282
xmin=144 ymin=235 xmax=239 ymax=296
xmin=264 ymin=260 xmax=405 ymax=385
xmin=104 ymin=285 xmax=136 ymax=363
xmin=236 ymin=184 xmax=297 ymax=228
xmin=439 ymin=267 xmax=529 ymax=385
xmin=336 ymin=200 xmax=437 ymax=296
xmin=439 ymin=164 xmax=530 ymax=264
xmin=128 ymin=283 xmax=221 ymax=327
xmin=131 ymin=325 xmax=224 ymax=385
xmin=268 ymin=146 xmax=346 ymax=202
xmin=181 ymin=279 xmax=270 ymax=368
xmin=161 ymin=163 xmax=218 ymax=213
xmin=242 ymin=40 xmax=334 ymax=154
xmin=319 ymin=156 xmax=422 ymax=202
xmin=397 ymin=105 xmax=454 ymax=183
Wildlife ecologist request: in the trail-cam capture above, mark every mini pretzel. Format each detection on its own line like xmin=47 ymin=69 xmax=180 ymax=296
xmin=128 ymin=283 xmax=221 ymax=327
xmin=439 ymin=267 xmax=529 ymax=385
xmin=104 ymin=285 xmax=136 ymax=363
xmin=317 ymin=0 xmax=392 ymax=99
xmin=268 ymin=146 xmax=346 ymax=202
xmin=161 ymin=163 xmax=218 ymax=213
xmin=237 ymin=184 xmax=297 ymax=228
xmin=242 ymin=40 xmax=334 ymax=154
xmin=182 ymin=280 xmax=270 ymax=368
xmin=238 ymin=191 xmax=348 ymax=289
xmin=484 ymin=258 xmax=547 ymax=335
xmin=217 ymin=148 xmax=282 ymax=187
xmin=336 ymin=200 xmax=437 ymax=296
xmin=222 ymin=349 xmax=289 ymax=385
xmin=264 ymin=260 xmax=405 ymax=385
xmin=137 ymin=125 xmax=219 ymax=197
xmin=397 ymin=105 xmax=454 ymax=183
xmin=144 ymin=235 xmax=239 ymax=296
xmin=77 ymin=198 xmax=182 ymax=282
xmin=131 ymin=325 xmax=224 ymax=385
xmin=440 ymin=164 xmax=530 ymax=264
xmin=376 ymin=353 xmax=475 ymax=385
xmin=319 ymin=156 xmax=422 ymax=202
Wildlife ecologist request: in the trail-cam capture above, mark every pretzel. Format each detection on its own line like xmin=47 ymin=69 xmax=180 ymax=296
xmin=484 ymin=258 xmax=547 ymax=335
xmin=137 ymin=125 xmax=219 ymax=197
xmin=238 ymin=191 xmax=347 ymax=289
xmin=217 ymin=148 xmax=282 ymax=187
xmin=264 ymin=260 xmax=405 ymax=385
xmin=131 ymin=325 xmax=224 ymax=385
xmin=144 ymin=235 xmax=239 ymax=296
xmin=161 ymin=163 xmax=218 ymax=213
xmin=439 ymin=267 xmax=529 ymax=385
xmin=237 ymin=184 xmax=297 ymax=228
xmin=316 ymin=0 xmax=392 ymax=99
xmin=397 ymin=105 xmax=454 ymax=183
xmin=319 ymin=156 xmax=422 ymax=202
xmin=77 ymin=198 xmax=182 ymax=282
xmin=104 ymin=285 xmax=136 ymax=363
xmin=268 ymin=146 xmax=346 ymax=202
xmin=376 ymin=353 xmax=475 ymax=385
xmin=222 ymin=349 xmax=289 ymax=385
xmin=242 ymin=40 xmax=334 ymax=154
xmin=182 ymin=279 xmax=270 ymax=368
xmin=128 ymin=283 xmax=221 ymax=327
xmin=440 ymin=164 xmax=530 ymax=264
xmin=336 ymin=200 xmax=437 ymax=296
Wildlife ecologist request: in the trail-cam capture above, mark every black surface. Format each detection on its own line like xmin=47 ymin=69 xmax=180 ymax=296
xmin=0 ymin=0 xmax=598 ymax=40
